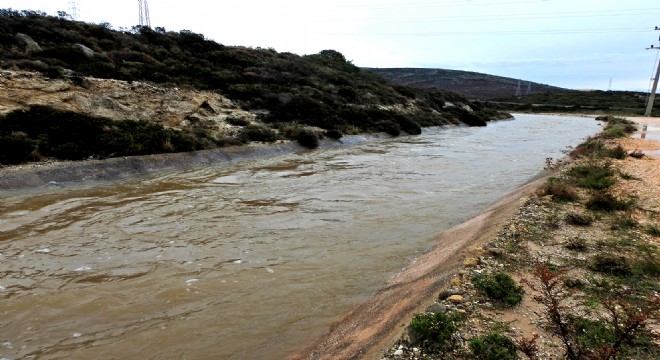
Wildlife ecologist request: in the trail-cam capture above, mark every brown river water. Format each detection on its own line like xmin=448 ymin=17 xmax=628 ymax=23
xmin=0 ymin=114 xmax=600 ymax=359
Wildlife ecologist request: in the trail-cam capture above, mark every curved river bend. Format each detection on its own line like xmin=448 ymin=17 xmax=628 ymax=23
xmin=0 ymin=114 xmax=600 ymax=359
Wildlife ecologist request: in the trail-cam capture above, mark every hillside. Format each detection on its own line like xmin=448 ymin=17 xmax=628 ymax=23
xmin=365 ymin=67 xmax=566 ymax=99
xmin=0 ymin=9 xmax=509 ymax=165
xmin=487 ymin=90 xmax=657 ymax=116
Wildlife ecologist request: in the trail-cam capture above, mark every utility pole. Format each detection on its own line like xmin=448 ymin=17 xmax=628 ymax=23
xmin=645 ymin=26 xmax=660 ymax=117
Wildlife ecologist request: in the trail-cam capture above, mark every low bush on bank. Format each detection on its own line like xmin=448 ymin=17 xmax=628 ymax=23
xmin=409 ymin=311 xmax=462 ymax=351
xmin=540 ymin=179 xmax=579 ymax=202
xmin=0 ymin=105 xmax=217 ymax=164
xmin=586 ymin=192 xmax=633 ymax=212
xmin=590 ymin=253 xmax=632 ymax=276
xmin=565 ymin=212 xmax=593 ymax=226
xmin=469 ymin=333 xmax=519 ymax=360
xmin=472 ymin=272 xmax=524 ymax=306
xmin=294 ymin=128 xmax=320 ymax=148
xmin=567 ymin=162 xmax=616 ymax=190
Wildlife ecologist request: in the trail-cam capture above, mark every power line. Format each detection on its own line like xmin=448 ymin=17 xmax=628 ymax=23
xmin=361 ymin=11 xmax=660 ymax=24
xmin=347 ymin=27 xmax=650 ymax=37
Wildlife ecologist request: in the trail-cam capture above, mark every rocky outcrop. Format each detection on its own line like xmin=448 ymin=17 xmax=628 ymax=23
xmin=72 ymin=43 xmax=95 ymax=58
xmin=0 ymin=70 xmax=256 ymax=138
xmin=15 ymin=33 xmax=41 ymax=54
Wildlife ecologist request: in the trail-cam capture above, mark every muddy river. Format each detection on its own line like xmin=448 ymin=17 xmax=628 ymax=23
xmin=0 ymin=114 xmax=601 ymax=359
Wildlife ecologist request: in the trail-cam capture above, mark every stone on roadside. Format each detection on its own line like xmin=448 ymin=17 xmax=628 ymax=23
xmin=426 ymin=303 xmax=448 ymax=313
xmin=463 ymin=257 xmax=479 ymax=267
xmin=438 ymin=289 xmax=463 ymax=300
xmin=447 ymin=295 xmax=465 ymax=304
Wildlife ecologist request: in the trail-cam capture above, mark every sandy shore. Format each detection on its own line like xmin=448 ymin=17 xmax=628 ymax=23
xmin=294 ymin=115 xmax=660 ymax=360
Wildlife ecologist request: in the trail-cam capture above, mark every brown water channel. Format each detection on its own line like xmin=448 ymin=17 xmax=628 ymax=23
xmin=0 ymin=114 xmax=600 ymax=359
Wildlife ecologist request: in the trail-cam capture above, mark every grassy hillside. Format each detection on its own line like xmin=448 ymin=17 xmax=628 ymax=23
xmin=0 ymin=9 xmax=511 ymax=165
xmin=486 ymin=90 xmax=658 ymax=116
xmin=365 ymin=68 xmax=566 ymax=99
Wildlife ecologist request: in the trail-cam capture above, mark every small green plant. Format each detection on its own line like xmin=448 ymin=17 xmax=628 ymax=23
xmin=567 ymin=163 xmax=616 ymax=190
xmin=226 ymin=116 xmax=251 ymax=126
xmin=239 ymin=125 xmax=279 ymax=143
xmin=590 ymin=253 xmax=632 ymax=276
xmin=409 ymin=311 xmax=462 ymax=351
xmin=602 ymin=145 xmax=627 ymax=159
xmin=469 ymin=333 xmax=519 ymax=360
xmin=611 ymin=216 xmax=637 ymax=230
xmin=565 ymin=212 xmax=593 ymax=226
xmin=473 ymin=272 xmax=524 ymax=306
xmin=586 ymin=192 xmax=633 ymax=212
xmin=541 ymin=180 xmax=579 ymax=202
xmin=645 ymin=225 xmax=660 ymax=237
xmin=564 ymin=237 xmax=589 ymax=252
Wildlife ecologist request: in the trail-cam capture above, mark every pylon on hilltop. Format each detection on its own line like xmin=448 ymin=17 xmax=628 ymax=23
xmin=138 ymin=0 xmax=151 ymax=28
xmin=68 ymin=1 xmax=79 ymax=19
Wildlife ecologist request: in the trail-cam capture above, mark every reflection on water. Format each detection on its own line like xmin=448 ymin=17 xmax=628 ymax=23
xmin=0 ymin=114 xmax=600 ymax=359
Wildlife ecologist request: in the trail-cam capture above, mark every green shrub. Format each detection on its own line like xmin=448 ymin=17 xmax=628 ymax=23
xmin=473 ymin=272 xmax=524 ymax=306
xmin=611 ymin=216 xmax=637 ymax=230
xmin=409 ymin=311 xmax=461 ymax=350
xmin=0 ymin=131 xmax=38 ymax=164
xmin=565 ymin=212 xmax=593 ymax=226
xmin=590 ymin=253 xmax=632 ymax=276
xmin=565 ymin=237 xmax=589 ymax=251
xmin=469 ymin=333 xmax=519 ymax=360
xmin=324 ymin=128 xmax=343 ymax=139
xmin=226 ymin=117 xmax=251 ymax=126
xmin=570 ymin=316 xmax=615 ymax=350
xmin=602 ymin=124 xmax=627 ymax=138
xmin=645 ymin=225 xmax=660 ymax=237
xmin=567 ymin=163 xmax=616 ymax=190
xmin=295 ymin=128 xmax=320 ymax=148
xmin=541 ymin=180 xmax=579 ymax=202
xmin=239 ymin=125 xmax=278 ymax=143
xmin=602 ymin=145 xmax=627 ymax=159
xmin=586 ymin=192 xmax=632 ymax=212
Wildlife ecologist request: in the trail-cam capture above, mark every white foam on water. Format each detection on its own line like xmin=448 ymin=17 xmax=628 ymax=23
xmin=74 ymin=266 xmax=92 ymax=272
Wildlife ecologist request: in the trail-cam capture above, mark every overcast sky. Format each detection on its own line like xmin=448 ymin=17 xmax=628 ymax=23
xmin=4 ymin=0 xmax=660 ymax=91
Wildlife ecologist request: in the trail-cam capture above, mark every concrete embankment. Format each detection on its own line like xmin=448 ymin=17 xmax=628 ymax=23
xmin=0 ymin=134 xmax=394 ymax=195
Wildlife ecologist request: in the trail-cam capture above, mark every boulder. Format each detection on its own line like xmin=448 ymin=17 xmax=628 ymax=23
xmin=15 ymin=33 xmax=41 ymax=54
xmin=72 ymin=44 xmax=95 ymax=58
xmin=447 ymin=295 xmax=465 ymax=304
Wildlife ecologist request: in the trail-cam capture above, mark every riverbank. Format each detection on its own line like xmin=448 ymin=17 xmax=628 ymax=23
xmin=370 ymin=116 xmax=660 ymax=359
xmin=293 ymin=115 xmax=660 ymax=359
xmin=0 ymin=132 xmax=399 ymax=196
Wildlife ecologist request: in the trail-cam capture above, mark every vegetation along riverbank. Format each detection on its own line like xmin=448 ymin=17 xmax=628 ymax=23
xmin=0 ymin=9 xmax=509 ymax=167
xmin=373 ymin=116 xmax=660 ymax=359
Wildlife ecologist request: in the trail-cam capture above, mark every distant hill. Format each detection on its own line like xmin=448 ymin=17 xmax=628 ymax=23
xmin=365 ymin=68 xmax=567 ymax=99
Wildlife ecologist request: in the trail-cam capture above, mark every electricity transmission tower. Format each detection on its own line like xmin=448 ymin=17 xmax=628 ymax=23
xmin=138 ymin=0 xmax=151 ymax=28
xmin=525 ymin=82 xmax=532 ymax=95
xmin=644 ymin=26 xmax=660 ymax=117
xmin=515 ymin=80 xmax=522 ymax=96
xmin=68 ymin=1 xmax=79 ymax=19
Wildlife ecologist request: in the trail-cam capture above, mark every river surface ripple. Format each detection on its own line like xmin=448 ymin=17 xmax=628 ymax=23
xmin=0 ymin=114 xmax=600 ymax=359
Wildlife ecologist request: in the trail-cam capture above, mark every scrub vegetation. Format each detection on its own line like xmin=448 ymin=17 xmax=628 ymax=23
xmin=0 ymin=9 xmax=509 ymax=165
xmin=384 ymin=116 xmax=659 ymax=359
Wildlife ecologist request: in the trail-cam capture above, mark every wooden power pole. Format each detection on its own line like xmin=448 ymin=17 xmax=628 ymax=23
xmin=645 ymin=26 xmax=660 ymax=117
